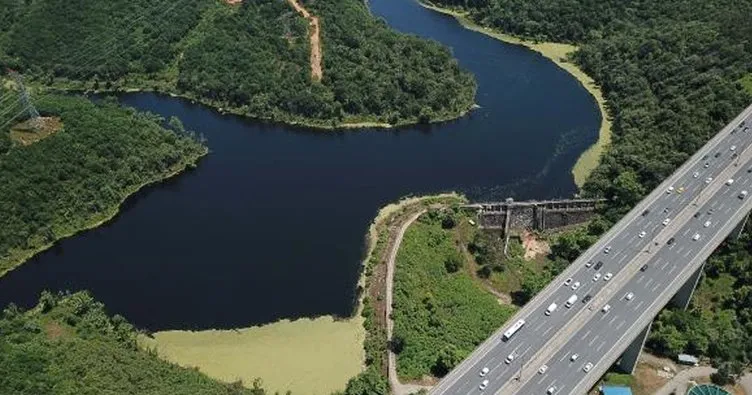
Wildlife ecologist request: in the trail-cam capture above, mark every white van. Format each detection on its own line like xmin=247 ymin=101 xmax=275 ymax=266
xmin=565 ymin=295 xmax=578 ymax=308
xmin=545 ymin=303 xmax=558 ymax=316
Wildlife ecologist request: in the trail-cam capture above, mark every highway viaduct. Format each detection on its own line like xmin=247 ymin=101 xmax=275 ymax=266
xmin=429 ymin=103 xmax=752 ymax=395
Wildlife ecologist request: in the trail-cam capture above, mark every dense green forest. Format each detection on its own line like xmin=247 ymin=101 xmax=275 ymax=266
xmin=428 ymin=0 xmax=752 ymax=381
xmin=0 ymin=291 xmax=269 ymax=394
xmin=0 ymin=91 xmax=206 ymax=277
xmin=0 ymin=0 xmax=476 ymax=127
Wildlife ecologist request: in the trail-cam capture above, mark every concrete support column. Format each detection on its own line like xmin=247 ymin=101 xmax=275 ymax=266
xmin=617 ymin=321 xmax=652 ymax=374
xmin=669 ymin=260 xmax=706 ymax=310
xmin=731 ymin=212 xmax=749 ymax=239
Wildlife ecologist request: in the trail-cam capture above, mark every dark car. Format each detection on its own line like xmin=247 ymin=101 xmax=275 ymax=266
xmin=702 ymin=154 xmax=709 ymax=160
xmin=640 ymin=264 xmax=649 ymax=272
xmin=642 ymin=209 xmax=650 ymax=217
xmin=694 ymin=212 xmax=701 ymax=218
xmin=667 ymin=237 xmax=675 ymax=245
xmin=594 ymin=261 xmax=604 ymax=270
xmin=582 ymin=295 xmax=592 ymax=304
xmin=715 ymin=152 xmax=722 ymax=158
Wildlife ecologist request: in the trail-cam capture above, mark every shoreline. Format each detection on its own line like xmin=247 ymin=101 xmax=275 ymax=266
xmin=43 ymin=84 xmax=477 ymax=132
xmin=418 ymin=1 xmax=611 ymax=188
xmin=0 ymin=148 xmax=207 ymax=279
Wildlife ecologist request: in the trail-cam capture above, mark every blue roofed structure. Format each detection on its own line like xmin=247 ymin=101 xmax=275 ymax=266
xmin=601 ymin=386 xmax=633 ymax=395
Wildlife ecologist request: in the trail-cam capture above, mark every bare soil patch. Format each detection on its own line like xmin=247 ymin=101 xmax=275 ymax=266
xmin=521 ymin=230 xmax=550 ymax=260
xmin=44 ymin=321 xmax=70 ymax=340
xmin=10 ymin=116 xmax=63 ymax=146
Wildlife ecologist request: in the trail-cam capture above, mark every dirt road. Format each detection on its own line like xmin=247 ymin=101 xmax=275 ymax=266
xmin=385 ymin=210 xmax=433 ymax=395
xmin=286 ymin=0 xmax=323 ymax=81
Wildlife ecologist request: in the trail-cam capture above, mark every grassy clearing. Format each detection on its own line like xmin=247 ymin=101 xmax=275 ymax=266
xmin=392 ymin=208 xmax=516 ymax=380
xmin=419 ymin=2 xmax=611 ymax=188
xmin=139 ymin=316 xmax=365 ymax=395
xmin=693 ymin=273 xmax=736 ymax=311
xmin=740 ymin=73 xmax=752 ymax=96
xmin=9 ymin=116 xmax=63 ymax=146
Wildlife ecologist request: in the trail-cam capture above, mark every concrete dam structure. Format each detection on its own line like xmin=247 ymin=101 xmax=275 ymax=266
xmin=465 ymin=198 xmax=605 ymax=234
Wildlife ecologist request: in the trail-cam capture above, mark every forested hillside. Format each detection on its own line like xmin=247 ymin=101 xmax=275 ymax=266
xmin=428 ymin=0 xmax=752 ymax=380
xmin=0 ymin=0 xmax=476 ymax=127
xmin=0 ymin=92 xmax=206 ymax=277
xmin=0 ymin=291 xmax=266 ymax=394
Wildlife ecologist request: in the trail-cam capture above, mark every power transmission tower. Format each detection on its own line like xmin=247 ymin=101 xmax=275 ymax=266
xmin=7 ymin=69 xmax=42 ymax=130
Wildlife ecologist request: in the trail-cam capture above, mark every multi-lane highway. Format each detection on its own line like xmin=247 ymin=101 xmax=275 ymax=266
xmin=430 ymin=103 xmax=752 ymax=395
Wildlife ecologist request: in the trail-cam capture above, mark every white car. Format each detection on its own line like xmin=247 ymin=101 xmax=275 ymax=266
xmin=547 ymin=386 xmax=557 ymax=395
xmin=731 ymin=145 xmax=737 ymax=151
xmin=479 ymin=379 xmax=489 ymax=390
xmin=593 ymin=273 xmax=601 ymax=281
xmin=564 ymin=278 xmax=573 ymax=287
xmin=705 ymin=177 xmax=713 ymax=184
xmin=625 ymin=292 xmax=634 ymax=301
xmin=604 ymin=246 xmax=612 ymax=254
xmin=692 ymin=233 xmax=701 ymax=241
xmin=538 ymin=365 xmax=548 ymax=375
xmin=704 ymin=162 xmax=710 ymax=168
xmin=583 ymin=362 xmax=594 ymax=373
xmin=505 ymin=353 xmax=515 ymax=364
xmin=604 ymin=272 xmax=613 ymax=281
xmin=638 ymin=231 xmax=646 ymax=238
xmin=727 ymin=179 xmax=735 ymax=186
xmin=666 ymin=186 xmax=674 ymax=194
xmin=585 ymin=260 xmax=594 ymax=268
xmin=602 ymin=304 xmax=611 ymax=313
xmin=570 ymin=353 xmax=579 ymax=362
xmin=479 ymin=367 xmax=489 ymax=377
xmin=741 ymin=190 xmax=749 ymax=199
xmin=572 ymin=281 xmax=581 ymax=290
xmin=662 ymin=218 xmax=671 ymax=226
xmin=693 ymin=171 xmax=700 ymax=178
xmin=704 ymin=220 xmax=711 ymax=228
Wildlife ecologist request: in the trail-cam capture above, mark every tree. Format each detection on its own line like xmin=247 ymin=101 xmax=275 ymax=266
xmin=444 ymin=255 xmax=463 ymax=273
xmin=433 ymin=344 xmax=463 ymax=376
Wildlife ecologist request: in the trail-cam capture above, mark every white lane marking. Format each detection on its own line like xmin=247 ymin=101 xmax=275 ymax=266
xmin=597 ymin=340 xmax=607 ymax=352
xmin=581 ymin=329 xmax=592 ymax=341
xmin=615 ymin=320 xmax=626 ymax=331
xmin=652 ymin=282 xmax=662 ymax=293
xmin=533 ymin=321 xmax=544 ymax=332
xmin=645 ymin=278 xmax=654 ymax=287
xmin=637 ymin=276 xmax=645 ymax=284
xmin=683 ymin=249 xmax=692 ymax=258
xmin=668 ymin=265 xmax=678 ymax=275
xmin=677 ymin=245 xmax=686 ymax=254
xmin=634 ymin=300 xmax=645 ymax=311
xmin=682 ymin=228 xmax=691 ymax=237
xmin=542 ymin=326 xmax=553 ymax=337
xmin=618 ymin=254 xmax=629 ymax=264
xmin=608 ymin=316 xmax=618 ymax=326
xmin=588 ymin=334 xmax=600 ymax=347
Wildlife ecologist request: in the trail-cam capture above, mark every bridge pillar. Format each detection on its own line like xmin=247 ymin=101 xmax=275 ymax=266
xmin=731 ymin=212 xmax=749 ymax=239
xmin=617 ymin=321 xmax=652 ymax=374
xmin=669 ymin=260 xmax=706 ymax=310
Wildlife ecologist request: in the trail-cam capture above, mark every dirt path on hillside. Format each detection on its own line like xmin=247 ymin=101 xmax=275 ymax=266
xmin=286 ymin=0 xmax=323 ymax=81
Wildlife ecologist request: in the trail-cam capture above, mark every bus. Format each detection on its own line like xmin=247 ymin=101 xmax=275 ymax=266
xmin=502 ymin=319 xmax=525 ymax=341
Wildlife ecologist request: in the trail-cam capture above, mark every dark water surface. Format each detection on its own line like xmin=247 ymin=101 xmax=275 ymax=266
xmin=0 ymin=0 xmax=600 ymax=330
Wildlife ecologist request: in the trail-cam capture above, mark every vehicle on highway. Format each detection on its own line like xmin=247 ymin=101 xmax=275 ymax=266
xmin=565 ymin=294 xmax=578 ymax=308
xmin=715 ymin=152 xmax=721 ymax=158
xmin=505 ymin=353 xmax=515 ymax=364
xmin=678 ymin=187 xmax=685 ymax=194
xmin=704 ymin=162 xmax=710 ymax=168
xmin=727 ymin=179 xmax=735 ymax=186
xmin=733 ymin=153 xmax=738 ymax=159
xmin=748 ymin=168 xmax=752 ymax=173
xmin=479 ymin=379 xmax=489 ymax=390
xmin=538 ymin=365 xmax=548 ymax=375
xmin=583 ymin=362 xmax=594 ymax=373
xmin=705 ymin=177 xmax=713 ymax=184
xmin=702 ymin=154 xmax=709 ymax=160
xmin=593 ymin=273 xmax=601 ymax=281
xmin=625 ymin=292 xmax=634 ymax=301
xmin=692 ymin=233 xmax=701 ymax=241
xmin=731 ymin=145 xmax=737 ymax=151
xmin=641 ymin=264 xmax=649 ymax=272
xmin=662 ymin=218 xmax=671 ymax=226
xmin=585 ymin=260 xmax=594 ymax=268
xmin=693 ymin=171 xmax=700 ymax=178
xmin=604 ymin=272 xmax=613 ymax=281
xmin=479 ymin=367 xmax=489 ymax=377
xmin=694 ymin=212 xmax=701 ymax=218
xmin=602 ymin=304 xmax=611 ymax=313
xmin=570 ymin=353 xmax=579 ymax=362
xmin=740 ymin=190 xmax=748 ymax=199
xmin=704 ymin=220 xmax=711 ymax=228
xmin=564 ymin=278 xmax=573 ymax=287
xmin=666 ymin=186 xmax=674 ymax=194
xmin=642 ymin=209 xmax=650 ymax=216
xmin=667 ymin=237 xmax=675 ymax=245
xmin=594 ymin=261 xmax=604 ymax=270
xmin=746 ymin=127 xmax=750 ymax=132
xmin=708 ymin=208 xmax=715 ymax=214
xmin=582 ymin=294 xmax=592 ymax=304
xmin=663 ymin=207 xmax=670 ymax=213
xmin=547 ymin=386 xmax=557 ymax=395
xmin=638 ymin=231 xmax=646 ymax=238
xmin=604 ymin=246 xmax=612 ymax=254
xmin=572 ymin=281 xmax=581 ymax=290
xmin=502 ymin=319 xmax=526 ymax=341
xmin=545 ymin=303 xmax=558 ymax=316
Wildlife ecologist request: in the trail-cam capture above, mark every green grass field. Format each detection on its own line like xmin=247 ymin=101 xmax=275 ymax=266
xmin=741 ymin=73 xmax=752 ymax=96
xmin=392 ymin=209 xmax=516 ymax=379
xmin=139 ymin=316 xmax=365 ymax=395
